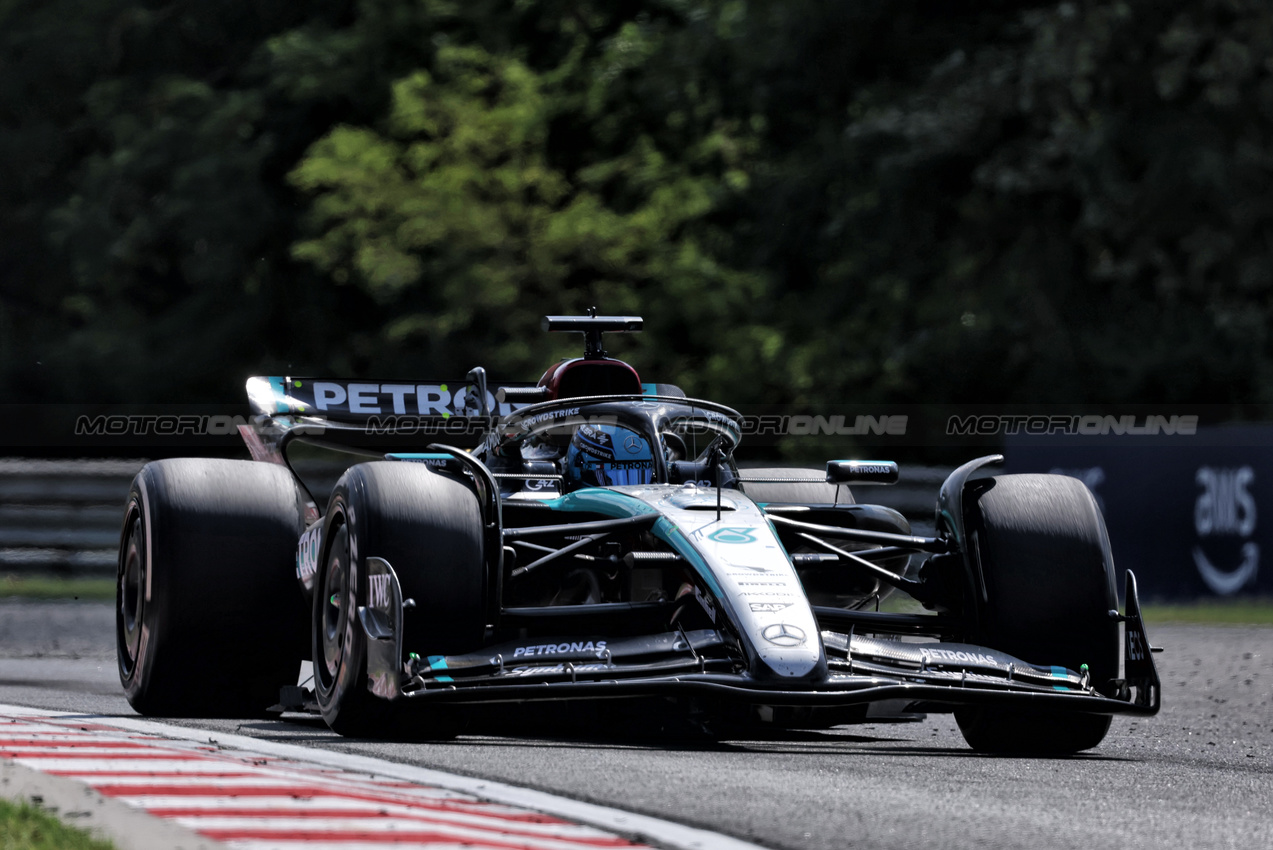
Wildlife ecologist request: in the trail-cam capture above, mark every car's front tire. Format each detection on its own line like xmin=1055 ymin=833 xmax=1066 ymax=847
xmin=117 ymin=459 xmax=309 ymax=717
xmin=312 ymin=461 xmax=486 ymax=738
xmin=954 ymin=474 xmax=1119 ymax=754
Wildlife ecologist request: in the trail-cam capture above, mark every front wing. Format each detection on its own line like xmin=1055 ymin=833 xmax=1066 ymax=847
xmin=353 ymin=560 xmax=1161 ymax=718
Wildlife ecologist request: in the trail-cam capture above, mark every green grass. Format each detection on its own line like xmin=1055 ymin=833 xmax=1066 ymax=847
xmin=0 ymin=575 xmax=116 ymax=601
xmin=1141 ymin=598 xmax=1273 ymax=626
xmin=881 ymin=592 xmax=1273 ymax=625
xmin=0 ymin=798 xmax=115 ymax=850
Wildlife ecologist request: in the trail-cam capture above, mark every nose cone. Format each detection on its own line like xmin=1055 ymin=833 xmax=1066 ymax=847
xmin=751 ymin=623 xmax=828 ymax=682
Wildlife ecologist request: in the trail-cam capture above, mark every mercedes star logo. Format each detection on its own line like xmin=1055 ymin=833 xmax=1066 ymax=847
xmin=624 ymin=435 xmax=642 ymax=452
xmin=761 ymin=623 xmax=807 ymax=647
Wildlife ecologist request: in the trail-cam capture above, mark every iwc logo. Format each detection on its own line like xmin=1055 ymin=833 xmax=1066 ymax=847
xmin=761 ymin=623 xmax=806 ymax=647
xmin=1193 ymin=466 xmax=1258 ymax=594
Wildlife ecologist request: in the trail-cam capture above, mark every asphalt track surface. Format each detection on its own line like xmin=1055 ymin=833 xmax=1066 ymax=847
xmin=0 ymin=600 xmax=1270 ymax=850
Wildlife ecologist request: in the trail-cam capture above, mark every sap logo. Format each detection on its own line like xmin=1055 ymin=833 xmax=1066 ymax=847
xmin=749 ymin=602 xmax=792 ymax=613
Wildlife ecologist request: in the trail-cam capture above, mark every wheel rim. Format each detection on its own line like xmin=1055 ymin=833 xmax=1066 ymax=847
xmin=320 ymin=525 xmax=351 ymax=685
xmin=117 ymin=511 xmax=145 ymax=677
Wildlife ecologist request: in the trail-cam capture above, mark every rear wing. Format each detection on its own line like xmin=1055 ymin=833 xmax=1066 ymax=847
xmin=242 ymin=376 xmax=683 ymax=457
xmin=247 ymin=377 xmax=539 ymax=421
xmin=243 ymin=376 xmax=536 ymax=457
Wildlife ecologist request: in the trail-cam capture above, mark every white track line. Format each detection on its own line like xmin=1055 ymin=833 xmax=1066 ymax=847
xmin=0 ymin=705 xmax=764 ymax=850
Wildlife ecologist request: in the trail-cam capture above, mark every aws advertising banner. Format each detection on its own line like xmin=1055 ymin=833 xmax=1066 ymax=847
xmin=1006 ymin=427 xmax=1273 ymax=600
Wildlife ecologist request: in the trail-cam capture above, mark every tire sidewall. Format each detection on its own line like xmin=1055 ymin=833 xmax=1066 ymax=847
xmin=117 ymin=490 xmax=153 ymax=703
xmin=312 ymin=488 xmax=373 ymax=730
xmin=117 ymin=466 xmax=180 ymax=710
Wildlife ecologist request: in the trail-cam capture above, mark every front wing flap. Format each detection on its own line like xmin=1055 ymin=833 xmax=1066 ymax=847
xmin=355 ymin=549 xmax=1160 ymax=716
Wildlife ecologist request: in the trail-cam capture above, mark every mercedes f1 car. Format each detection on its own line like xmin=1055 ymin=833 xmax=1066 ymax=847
xmin=116 ymin=314 xmax=1160 ymax=752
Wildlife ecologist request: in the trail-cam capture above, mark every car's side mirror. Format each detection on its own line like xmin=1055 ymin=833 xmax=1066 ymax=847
xmin=465 ymin=366 xmax=491 ymax=419
xmin=825 ymin=460 xmax=899 ymax=485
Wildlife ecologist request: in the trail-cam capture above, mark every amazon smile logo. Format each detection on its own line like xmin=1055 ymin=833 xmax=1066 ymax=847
xmin=1193 ymin=466 xmax=1259 ymax=594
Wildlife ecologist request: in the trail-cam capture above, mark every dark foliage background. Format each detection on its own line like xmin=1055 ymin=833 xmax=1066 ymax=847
xmin=3 ymin=1 xmax=1270 ymax=446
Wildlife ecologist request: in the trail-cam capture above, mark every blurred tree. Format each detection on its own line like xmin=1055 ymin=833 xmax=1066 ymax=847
xmin=286 ymin=2 xmax=772 ymax=399
xmin=2 ymin=0 xmax=1271 ymax=430
xmin=775 ymin=0 xmax=1273 ymax=410
xmin=2 ymin=1 xmax=355 ymax=401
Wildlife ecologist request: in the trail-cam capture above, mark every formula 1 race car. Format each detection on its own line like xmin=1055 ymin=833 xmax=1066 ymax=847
xmin=116 ymin=314 xmax=1161 ymax=752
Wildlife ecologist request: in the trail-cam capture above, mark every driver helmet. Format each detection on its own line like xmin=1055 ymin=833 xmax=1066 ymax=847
xmin=565 ymin=422 xmax=655 ymax=489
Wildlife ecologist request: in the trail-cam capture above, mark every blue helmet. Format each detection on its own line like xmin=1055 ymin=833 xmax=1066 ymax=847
xmin=565 ymin=423 xmax=656 ymax=489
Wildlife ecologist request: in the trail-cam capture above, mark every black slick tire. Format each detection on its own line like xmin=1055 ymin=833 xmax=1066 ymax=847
xmin=312 ymin=462 xmax=485 ymax=738
xmin=116 ymin=459 xmax=309 ymax=717
xmin=955 ymin=474 xmax=1119 ymax=754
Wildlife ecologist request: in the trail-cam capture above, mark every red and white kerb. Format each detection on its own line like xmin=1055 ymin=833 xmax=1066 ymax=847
xmin=0 ymin=712 xmax=647 ymax=850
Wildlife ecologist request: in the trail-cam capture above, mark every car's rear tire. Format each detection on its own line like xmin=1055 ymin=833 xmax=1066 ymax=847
xmin=954 ymin=474 xmax=1118 ymax=754
xmin=313 ymin=462 xmax=485 ymax=738
xmin=742 ymin=467 xmax=853 ymax=505
xmin=117 ymin=459 xmax=309 ymax=717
